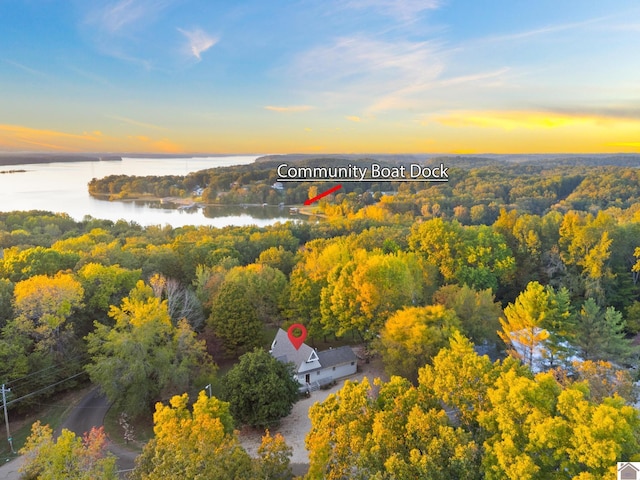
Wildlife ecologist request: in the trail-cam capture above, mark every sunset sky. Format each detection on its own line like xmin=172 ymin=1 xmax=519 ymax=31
xmin=1 ymin=0 xmax=639 ymax=154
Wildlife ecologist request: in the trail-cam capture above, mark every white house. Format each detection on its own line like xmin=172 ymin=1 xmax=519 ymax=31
xmin=269 ymin=328 xmax=358 ymax=388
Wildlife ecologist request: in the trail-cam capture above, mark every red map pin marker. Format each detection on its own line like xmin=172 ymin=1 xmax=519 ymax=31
xmin=287 ymin=323 xmax=307 ymax=350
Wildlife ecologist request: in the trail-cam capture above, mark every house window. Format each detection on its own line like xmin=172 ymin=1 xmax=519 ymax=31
xmin=351 ymin=362 xmax=355 ymax=366
xmin=332 ymin=366 xmax=336 ymax=371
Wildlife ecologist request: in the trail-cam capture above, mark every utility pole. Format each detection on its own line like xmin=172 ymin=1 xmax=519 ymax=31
xmin=205 ymin=384 xmax=212 ymax=398
xmin=1 ymin=384 xmax=15 ymax=454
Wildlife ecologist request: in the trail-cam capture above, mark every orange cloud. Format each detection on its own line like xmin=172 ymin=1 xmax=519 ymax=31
xmin=0 ymin=124 xmax=102 ymax=151
xmin=428 ymin=110 xmax=603 ymax=130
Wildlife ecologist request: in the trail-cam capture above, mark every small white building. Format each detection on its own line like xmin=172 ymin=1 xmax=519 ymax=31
xmin=269 ymin=328 xmax=358 ymax=388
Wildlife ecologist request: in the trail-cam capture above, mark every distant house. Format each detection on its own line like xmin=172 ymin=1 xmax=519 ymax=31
xmin=272 ymin=182 xmax=284 ymax=191
xmin=507 ymin=327 xmax=581 ymax=373
xmin=269 ymin=328 xmax=357 ymax=389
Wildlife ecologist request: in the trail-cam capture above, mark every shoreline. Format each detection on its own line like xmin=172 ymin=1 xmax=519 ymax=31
xmin=89 ymin=193 xmax=324 ymax=218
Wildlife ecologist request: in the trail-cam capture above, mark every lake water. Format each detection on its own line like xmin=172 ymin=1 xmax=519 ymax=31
xmin=0 ymin=156 xmax=295 ymax=227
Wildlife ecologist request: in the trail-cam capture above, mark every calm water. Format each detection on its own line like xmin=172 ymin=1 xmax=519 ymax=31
xmin=0 ymin=156 xmax=294 ymax=227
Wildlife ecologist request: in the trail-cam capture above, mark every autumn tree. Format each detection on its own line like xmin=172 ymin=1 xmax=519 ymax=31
xmin=377 ymin=305 xmax=460 ymax=383
xmin=287 ymin=238 xmax=353 ymax=339
xmin=559 ymin=211 xmax=616 ymax=303
xmin=479 ymin=370 xmax=640 ymax=479
xmin=224 ymin=263 xmax=288 ymax=326
xmin=499 ymin=281 xmax=574 ymax=371
xmin=256 ymin=430 xmax=293 ymax=480
xmin=320 ymin=250 xmax=426 ymax=340
xmin=76 ymin=262 xmax=141 ymax=334
xmin=12 ymin=272 xmax=84 ymax=359
xmin=132 ymin=392 xmax=254 ymax=480
xmin=305 ymin=376 xmax=481 ymax=479
xmin=418 ymin=331 xmax=527 ymax=434
xmin=570 ymin=360 xmax=638 ymax=404
xmin=409 ymin=218 xmax=515 ymax=291
xmin=0 ymin=246 xmax=79 ymax=282
xmin=20 ymin=422 xmax=117 ymax=480
xmin=222 ymin=348 xmax=299 ymax=428
xmin=432 ymin=284 xmax=503 ymax=345
xmin=257 ymin=246 xmax=298 ymax=276
xmin=86 ymin=281 xmax=213 ymax=417
xmin=77 ymin=262 xmax=140 ymax=320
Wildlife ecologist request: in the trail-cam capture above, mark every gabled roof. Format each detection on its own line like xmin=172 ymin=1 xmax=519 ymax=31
xmin=270 ymin=328 xmax=320 ymax=373
xmin=317 ymin=346 xmax=358 ymax=369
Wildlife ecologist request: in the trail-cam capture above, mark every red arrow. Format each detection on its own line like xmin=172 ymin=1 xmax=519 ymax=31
xmin=304 ymin=185 xmax=342 ymax=205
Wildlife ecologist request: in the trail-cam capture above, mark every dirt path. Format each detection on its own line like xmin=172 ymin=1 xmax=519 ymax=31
xmin=238 ymin=356 xmax=388 ymax=475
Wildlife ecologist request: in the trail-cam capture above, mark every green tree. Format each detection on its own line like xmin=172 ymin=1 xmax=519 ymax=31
xmin=0 ymin=246 xmax=79 ymax=282
xmin=224 ymin=263 xmax=288 ymax=326
xmin=257 ymin=246 xmax=298 ymax=277
xmin=132 ymin=392 xmax=254 ymax=480
xmin=85 ymin=281 xmax=213 ymax=417
xmin=0 ymin=278 xmax=14 ymax=328
xmin=77 ymin=262 xmax=141 ymax=320
xmin=208 ymin=281 xmax=263 ymax=356
xmin=222 ymin=348 xmax=299 ymax=428
xmin=574 ymin=298 xmax=633 ymax=363
xmin=432 ymin=284 xmax=503 ymax=345
xmin=20 ymin=422 xmax=117 ymax=480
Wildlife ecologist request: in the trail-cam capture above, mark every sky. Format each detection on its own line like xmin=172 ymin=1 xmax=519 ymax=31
xmin=1 ymin=0 xmax=639 ymax=154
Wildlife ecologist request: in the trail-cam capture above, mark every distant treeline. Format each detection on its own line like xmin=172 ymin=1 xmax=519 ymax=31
xmin=88 ymin=155 xmax=640 ymax=218
xmin=0 ymin=154 xmax=122 ymax=166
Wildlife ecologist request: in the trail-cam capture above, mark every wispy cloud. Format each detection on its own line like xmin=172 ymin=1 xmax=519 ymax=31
xmin=345 ymin=115 xmax=361 ymax=122
xmin=127 ymin=134 xmax=181 ymax=152
xmin=107 ymin=115 xmax=167 ymax=130
xmin=0 ymin=124 xmax=103 ymax=151
xmin=90 ymin=0 xmax=171 ymax=33
xmin=2 ymin=59 xmax=49 ymax=78
xmin=464 ymin=14 xmax=617 ymax=48
xmin=178 ymin=28 xmax=218 ymax=61
xmin=286 ymin=35 xmax=444 ymax=113
xmin=264 ymin=105 xmax=315 ymax=113
xmin=340 ymin=0 xmax=441 ymax=21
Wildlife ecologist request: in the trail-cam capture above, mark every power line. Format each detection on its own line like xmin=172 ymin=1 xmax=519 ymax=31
xmin=5 ymin=353 xmax=88 ymax=388
xmin=6 ymin=371 xmax=87 ymax=407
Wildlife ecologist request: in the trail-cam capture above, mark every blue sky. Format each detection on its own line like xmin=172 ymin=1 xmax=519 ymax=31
xmin=1 ymin=0 xmax=639 ymax=153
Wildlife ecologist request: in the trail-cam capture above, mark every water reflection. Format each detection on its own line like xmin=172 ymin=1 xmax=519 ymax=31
xmin=0 ymin=156 xmax=299 ymax=227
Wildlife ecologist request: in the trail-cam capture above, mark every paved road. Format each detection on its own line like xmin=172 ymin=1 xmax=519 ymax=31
xmin=0 ymin=388 xmax=138 ymax=479
xmin=59 ymin=388 xmax=138 ymax=475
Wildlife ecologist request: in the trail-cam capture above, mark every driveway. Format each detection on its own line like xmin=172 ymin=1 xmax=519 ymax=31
xmin=0 ymin=388 xmax=138 ymax=479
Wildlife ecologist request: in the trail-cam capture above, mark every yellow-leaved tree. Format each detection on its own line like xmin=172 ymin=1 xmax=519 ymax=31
xmin=20 ymin=422 xmax=117 ymax=480
xmin=132 ymin=391 xmax=292 ymax=480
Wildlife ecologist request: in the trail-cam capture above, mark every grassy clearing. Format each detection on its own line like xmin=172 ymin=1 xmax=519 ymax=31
xmin=0 ymin=384 xmax=93 ymax=464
